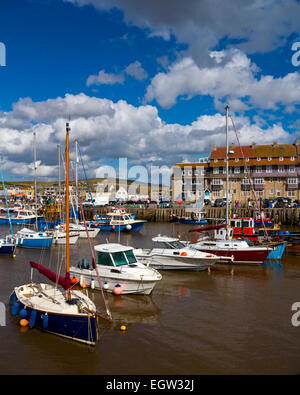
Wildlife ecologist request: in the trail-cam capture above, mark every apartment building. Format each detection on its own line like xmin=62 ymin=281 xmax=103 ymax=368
xmin=172 ymin=141 xmax=300 ymax=204
xmin=172 ymin=157 xmax=209 ymax=202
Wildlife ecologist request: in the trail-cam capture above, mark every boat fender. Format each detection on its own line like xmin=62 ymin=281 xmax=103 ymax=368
xmin=126 ymin=225 xmax=132 ymax=230
xmin=29 ymin=310 xmax=37 ymax=328
xmin=12 ymin=301 xmax=20 ymax=316
xmin=113 ymin=284 xmax=123 ymax=295
xmin=103 ymin=282 xmax=109 ymax=290
xmin=19 ymin=308 xmax=27 ymax=318
xmin=9 ymin=292 xmax=17 ymax=306
xmin=180 ymin=252 xmax=187 ymax=257
xmin=43 ymin=313 xmax=48 ymax=329
xmin=91 ymin=279 xmax=95 ymax=289
xmin=20 ymin=319 xmax=29 ymax=327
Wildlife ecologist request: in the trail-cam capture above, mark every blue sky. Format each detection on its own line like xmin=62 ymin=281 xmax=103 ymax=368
xmin=0 ymin=0 xmax=300 ymax=181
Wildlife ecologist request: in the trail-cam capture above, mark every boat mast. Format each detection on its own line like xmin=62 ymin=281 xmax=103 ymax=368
xmin=225 ymin=105 xmax=229 ymax=240
xmin=65 ymin=122 xmax=71 ymax=302
xmin=33 ymin=131 xmax=38 ymax=230
xmin=75 ymin=139 xmax=79 ymax=218
xmin=58 ymin=144 xmax=61 ymax=220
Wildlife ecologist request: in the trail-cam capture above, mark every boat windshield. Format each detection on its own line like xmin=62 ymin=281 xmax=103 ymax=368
xmin=112 ymin=250 xmax=137 ymax=266
xmin=168 ymin=241 xmax=186 ymax=249
xmin=154 ymin=240 xmax=185 ymax=249
xmin=97 ymin=252 xmax=114 ymax=266
xmin=124 ymin=249 xmax=137 ymax=264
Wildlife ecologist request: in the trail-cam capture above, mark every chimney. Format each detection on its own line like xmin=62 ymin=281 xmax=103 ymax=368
xmin=212 ymin=144 xmax=217 ymax=151
xmin=230 ymin=143 xmax=236 ymax=150
xmin=251 ymin=141 xmax=256 ymax=148
xmin=273 ymin=141 xmax=278 ymax=147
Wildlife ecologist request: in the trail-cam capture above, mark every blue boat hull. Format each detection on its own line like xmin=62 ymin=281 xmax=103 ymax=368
xmin=15 ymin=237 xmax=53 ymax=249
xmin=10 ymin=291 xmax=97 ymax=345
xmin=0 ymin=244 xmax=15 ymax=256
xmin=100 ymin=221 xmax=146 ymax=232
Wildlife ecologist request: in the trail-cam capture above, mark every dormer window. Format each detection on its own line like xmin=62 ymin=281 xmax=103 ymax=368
xmin=235 ymin=158 xmax=239 ymax=162
xmin=291 ymin=157 xmax=295 ymax=161
xmin=268 ymin=157 xmax=272 ymax=161
xmin=214 ymin=159 xmax=218 ymax=163
xmin=279 ymin=157 xmax=283 ymax=161
xmin=257 ymin=157 xmax=261 ymax=161
xmin=245 ymin=158 xmax=249 ymax=162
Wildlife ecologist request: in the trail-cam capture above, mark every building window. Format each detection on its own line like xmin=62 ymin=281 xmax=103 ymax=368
xmin=278 ymin=165 xmax=284 ymax=173
xmin=212 ymin=179 xmax=223 ymax=185
xmin=266 ymin=165 xmax=272 ymax=173
xmin=213 ymin=167 xmax=219 ymax=174
xmin=288 ymin=191 xmax=296 ymax=197
xmin=289 ymin=165 xmax=295 ymax=172
xmin=242 ymin=178 xmax=250 ymax=185
xmin=194 ymin=170 xmax=199 ymax=176
xmin=234 ymin=167 xmax=240 ymax=174
xmin=270 ymin=189 xmax=274 ymax=195
xmin=287 ymin=178 xmax=298 ymax=184
xmin=276 ymin=190 xmax=281 ymax=197
xmin=255 ymin=166 xmax=262 ymax=173
xmin=213 ymin=191 xmax=221 ymax=197
xmin=269 ymin=177 xmax=273 ymax=183
xmin=277 ymin=178 xmax=281 ymax=183
xmin=188 ymin=170 xmax=192 ymax=176
xmin=254 ymin=178 xmax=265 ymax=184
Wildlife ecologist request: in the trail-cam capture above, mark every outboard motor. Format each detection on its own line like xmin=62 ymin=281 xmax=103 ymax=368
xmin=77 ymin=258 xmax=90 ymax=270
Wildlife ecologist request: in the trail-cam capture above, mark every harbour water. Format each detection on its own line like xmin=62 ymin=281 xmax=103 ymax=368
xmin=0 ymin=222 xmax=300 ymax=375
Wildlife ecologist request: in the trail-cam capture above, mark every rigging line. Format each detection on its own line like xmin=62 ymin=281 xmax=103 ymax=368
xmin=0 ymin=162 xmax=13 ymax=238
xmin=70 ymin=161 xmax=112 ymax=321
xmin=77 ymin=142 xmax=97 ymax=217
xmin=230 ymin=116 xmax=269 ymax=239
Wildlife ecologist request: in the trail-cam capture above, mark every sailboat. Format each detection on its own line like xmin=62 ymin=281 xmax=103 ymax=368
xmin=9 ymin=122 xmax=101 ymax=345
xmin=188 ymin=106 xmax=271 ymax=265
xmin=14 ymin=132 xmax=53 ymax=249
xmin=0 ymin=164 xmax=16 ymax=257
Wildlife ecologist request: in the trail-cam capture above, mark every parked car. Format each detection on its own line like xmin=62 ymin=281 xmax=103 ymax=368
xmin=204 ymin=199 xmax=211 ymax=206
xmin=213 ymin=198 xmax=225 ymax=207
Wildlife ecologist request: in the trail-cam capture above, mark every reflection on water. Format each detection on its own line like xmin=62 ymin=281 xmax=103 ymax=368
xmin=1 ymin=223 xmax=300 ymax=374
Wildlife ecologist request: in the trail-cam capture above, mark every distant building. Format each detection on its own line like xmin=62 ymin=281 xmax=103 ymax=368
xmin=172 ymin=141 xmax=300 ymax=204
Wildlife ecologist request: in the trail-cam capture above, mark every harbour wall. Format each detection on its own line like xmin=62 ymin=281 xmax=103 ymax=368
xmin=82 ymin=206 xmax=300 ymax=225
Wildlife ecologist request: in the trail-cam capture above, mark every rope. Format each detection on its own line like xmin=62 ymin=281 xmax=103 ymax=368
xmin=230 ymin=116 xmax=269 ymax=239
xmin=70 ymin=162 xmax=112 ymax=321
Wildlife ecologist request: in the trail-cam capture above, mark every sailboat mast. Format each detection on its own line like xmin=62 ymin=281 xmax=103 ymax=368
xmin=65 ymin=122 xmax=71 ymax=300
xmin=33 ymin=131 xmax=38 ymax=230
xmin=58 ymin=144 xmax=61 ymax=220
xmin=225 ymin=105 xmax=229 ymax=239
xmin=75 ymin=139 xmax=79 ymax=217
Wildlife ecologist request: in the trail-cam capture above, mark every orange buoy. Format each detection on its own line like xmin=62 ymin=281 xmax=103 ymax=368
xmin=71 ymin=277 xmax=78 ymax=284
xmin=113 ymin=284 xmax=123 ymax=295
xmin=20 ymin=319 xmax=29 ymax=327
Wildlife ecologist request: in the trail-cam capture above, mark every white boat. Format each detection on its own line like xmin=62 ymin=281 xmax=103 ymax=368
xmin=51 ymin=225 xmax=79 ymax=244
xmin=69 ymin=223 xmax=100 ymax=239
xmin=134 ymin=236 xmax=224 ymax=270
xmin=70 ymin=243 xmax=162 ymax=295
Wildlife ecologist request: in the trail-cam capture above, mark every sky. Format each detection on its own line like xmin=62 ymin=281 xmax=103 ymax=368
xmin=0 ymin=0 xmax=300 ymax=182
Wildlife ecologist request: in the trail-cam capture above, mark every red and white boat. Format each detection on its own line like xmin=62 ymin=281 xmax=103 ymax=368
xmin=188 ymin=225 xmax=271 ymax=265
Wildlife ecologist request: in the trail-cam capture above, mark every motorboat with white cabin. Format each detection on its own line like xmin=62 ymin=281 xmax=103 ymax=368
xmin=134 ymin=236 xmax=225 ymax=270
xmin=69 ymin=243 xmax=162 ymax=295
xmin=69 ymin=223 xmax=100 ymax=239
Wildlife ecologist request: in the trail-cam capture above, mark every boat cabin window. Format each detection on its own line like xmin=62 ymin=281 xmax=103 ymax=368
xmin=124 ymin=249 xmax=137 ymax=264
xmin=154 ymin=241 xmax=185 ymax=249
xmin=97 ymin=252 xmax=114 ymax=266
